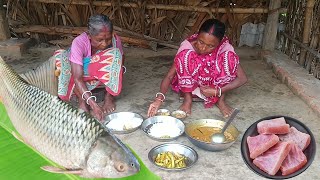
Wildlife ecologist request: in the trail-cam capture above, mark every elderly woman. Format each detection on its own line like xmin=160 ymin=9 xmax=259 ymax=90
xmin=147 ymin=19 xmax=247 ymax=118
xmin=55 ymin=14 xmax=124 ymax=121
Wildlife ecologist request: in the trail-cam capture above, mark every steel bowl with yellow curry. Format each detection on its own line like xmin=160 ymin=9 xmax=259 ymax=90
xmin=185 ymin=119 xmax=240 ymax=151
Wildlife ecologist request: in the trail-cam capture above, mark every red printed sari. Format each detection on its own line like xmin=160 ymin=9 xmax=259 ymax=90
xmin=55 ymin=36 xmax=123 ymax=101
xmin=172 ymin=34 xmax=239 ymax=108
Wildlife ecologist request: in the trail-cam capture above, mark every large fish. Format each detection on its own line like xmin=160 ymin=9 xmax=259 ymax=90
xmin=0 ymin=56 xmax=140 ymax=178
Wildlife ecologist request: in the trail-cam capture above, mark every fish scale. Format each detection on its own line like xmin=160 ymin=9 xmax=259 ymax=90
xmin=0 ymin=57 xmax=140 ymax=178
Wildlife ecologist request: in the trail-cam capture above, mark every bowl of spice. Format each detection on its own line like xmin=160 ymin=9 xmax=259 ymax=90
xmin=156 ymin=109 xmax=171 ymax=116
xmin=171 ymin=110 xmax=187 ymax=120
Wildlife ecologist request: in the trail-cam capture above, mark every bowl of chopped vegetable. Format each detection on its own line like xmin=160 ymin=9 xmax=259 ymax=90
xmin=148 ymin=143 xmax=198 ymax=170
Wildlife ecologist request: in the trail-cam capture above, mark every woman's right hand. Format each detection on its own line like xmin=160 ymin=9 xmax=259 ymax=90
xmin=147 ymin=99 xmax=162 ymax=117
xmin=89 ymin=101 xmax=105 ymax=121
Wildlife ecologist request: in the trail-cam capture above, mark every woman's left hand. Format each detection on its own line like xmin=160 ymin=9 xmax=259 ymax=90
xmin=200 ymin=85 xmax=216 ymax=97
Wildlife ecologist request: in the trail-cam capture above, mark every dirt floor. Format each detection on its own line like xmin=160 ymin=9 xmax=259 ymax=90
xmin=5 ymin=45 xmax=320 ymax=180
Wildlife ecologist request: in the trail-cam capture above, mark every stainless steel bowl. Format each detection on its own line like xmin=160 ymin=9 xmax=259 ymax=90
xmin=148 ymin=143 xmax=198 ymax=171
xmin=141 ymin=116 xmax=185 ymax=141
xmin=171 ymin=110 xmax=187 ymax=120
xmin=104 ymin=112 xmax=144 ymax=134
xmin=185 ymin=119 xmax=240 ymax=151
xmin=156 ymin=109 xmax=171 ymax=116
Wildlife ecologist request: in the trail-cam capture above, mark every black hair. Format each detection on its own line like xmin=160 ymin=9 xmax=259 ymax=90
xmin=88 ymin=14 xmax=113 ymax=35
xmin=199 ymin=19 xmax=226 ymax=41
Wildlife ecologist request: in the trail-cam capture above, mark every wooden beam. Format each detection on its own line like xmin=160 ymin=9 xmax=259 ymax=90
xmin=13 ymin=25 xmax=179 ymax=49
xmin=14 ymin=25 xmax=86 ymax=35
xmin=262 ymin=0 xmax=281 ymax=50
xmin=29 ymin=0 xmax=287 ymax=14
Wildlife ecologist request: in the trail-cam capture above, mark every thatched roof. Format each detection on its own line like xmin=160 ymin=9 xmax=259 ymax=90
xmin=7 ymin=0 xmax=272 ymax=47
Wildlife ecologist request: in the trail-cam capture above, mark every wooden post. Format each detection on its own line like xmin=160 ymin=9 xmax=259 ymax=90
xmin=262 ymin=0 xmax=281 ymax=51
xmin=298 ymin=0 xmax=315 ymax=66
xmin=0 ymin=0 xmax=10 ymax=40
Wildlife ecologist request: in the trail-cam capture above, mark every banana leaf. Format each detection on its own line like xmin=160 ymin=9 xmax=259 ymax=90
xmin=0 ymin=103 xmax=160 ymax=180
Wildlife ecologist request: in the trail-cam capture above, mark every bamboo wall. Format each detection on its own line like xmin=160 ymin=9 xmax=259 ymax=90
xmin=6 ymin=0 xmax=269 ymax=49
xmin=280 ymin=0 xmax=320 ymax=79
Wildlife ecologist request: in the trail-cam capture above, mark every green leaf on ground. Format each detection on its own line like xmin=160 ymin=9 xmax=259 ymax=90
xmin=0 ymin=103 xmax=160 ymax=180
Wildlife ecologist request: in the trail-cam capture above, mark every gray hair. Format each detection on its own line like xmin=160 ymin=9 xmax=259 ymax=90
xmin=88 ymin=14 xmax=113 ymax=36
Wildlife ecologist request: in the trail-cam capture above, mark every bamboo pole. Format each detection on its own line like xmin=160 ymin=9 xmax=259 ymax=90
xmin=120 ymin=36 xmax=157 ymax=50
xmin=13 ymin=25 xmax=179 ymax=49
xmin=48 ymin=36 xmax=156 ymax=50
xmin=281 ymin=32 xmax=320 ymax=59
xmin=298 ymin=0 xmax=316 ymax=66
xmin=29 ymin=0 xmax=287 ymax=14
xmin=13 ymin=25 xmax=86 ymax=35
xmin=113 ymin=26 xmax=179 ymax=49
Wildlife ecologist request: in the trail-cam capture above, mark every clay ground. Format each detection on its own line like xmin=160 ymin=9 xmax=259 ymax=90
xmin=6 ymin=45 xmax=320 ymax=180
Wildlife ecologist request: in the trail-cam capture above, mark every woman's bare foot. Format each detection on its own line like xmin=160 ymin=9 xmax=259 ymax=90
xmin=179 ymin=93 xmax=192 ymax=115
xmin=103 ymin=92 xmax=116 ymax=114
xmin=216 ymin=94 xmax=234 ymax=118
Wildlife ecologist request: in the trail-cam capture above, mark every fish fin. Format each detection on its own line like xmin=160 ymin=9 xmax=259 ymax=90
xmin=19 ymin=56 xmax=58 ymax=96
xmin=41 ymin=166 xmax=83 ymax=175
xmin=11 ymin=131 xmax=24 ymax=143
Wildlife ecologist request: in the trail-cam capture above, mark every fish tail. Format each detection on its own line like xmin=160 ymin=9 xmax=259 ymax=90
xmin=20 ymin=56 xmax=58 ymax=96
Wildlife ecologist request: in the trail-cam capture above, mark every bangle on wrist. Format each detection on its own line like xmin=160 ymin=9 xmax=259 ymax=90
xmin=82 ymin=91 xmax=92 ymax=100
xmin=218 ymin=87 xmax=222 ymax=97
xmin=155 ymin=92 xmax=165 ymax=100
xmin=86 ymin=96 xmax=96 ymax=105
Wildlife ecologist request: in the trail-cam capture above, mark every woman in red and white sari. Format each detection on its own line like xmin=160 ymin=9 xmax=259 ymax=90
xmin=148 ymin=19 xmax=247 ymax=118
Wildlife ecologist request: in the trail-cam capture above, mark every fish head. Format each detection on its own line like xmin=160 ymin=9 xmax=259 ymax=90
xmin=84 ymin=135 xmax=140 ymax=178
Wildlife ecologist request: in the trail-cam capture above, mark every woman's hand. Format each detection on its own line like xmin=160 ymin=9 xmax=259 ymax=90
xmin=89 ymin=101 xmax=105 ymax=121
xmin=147 ymin=99 xmax=163 ymax=117
xmin=200 ymin=85 xmax=217 ymax=97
